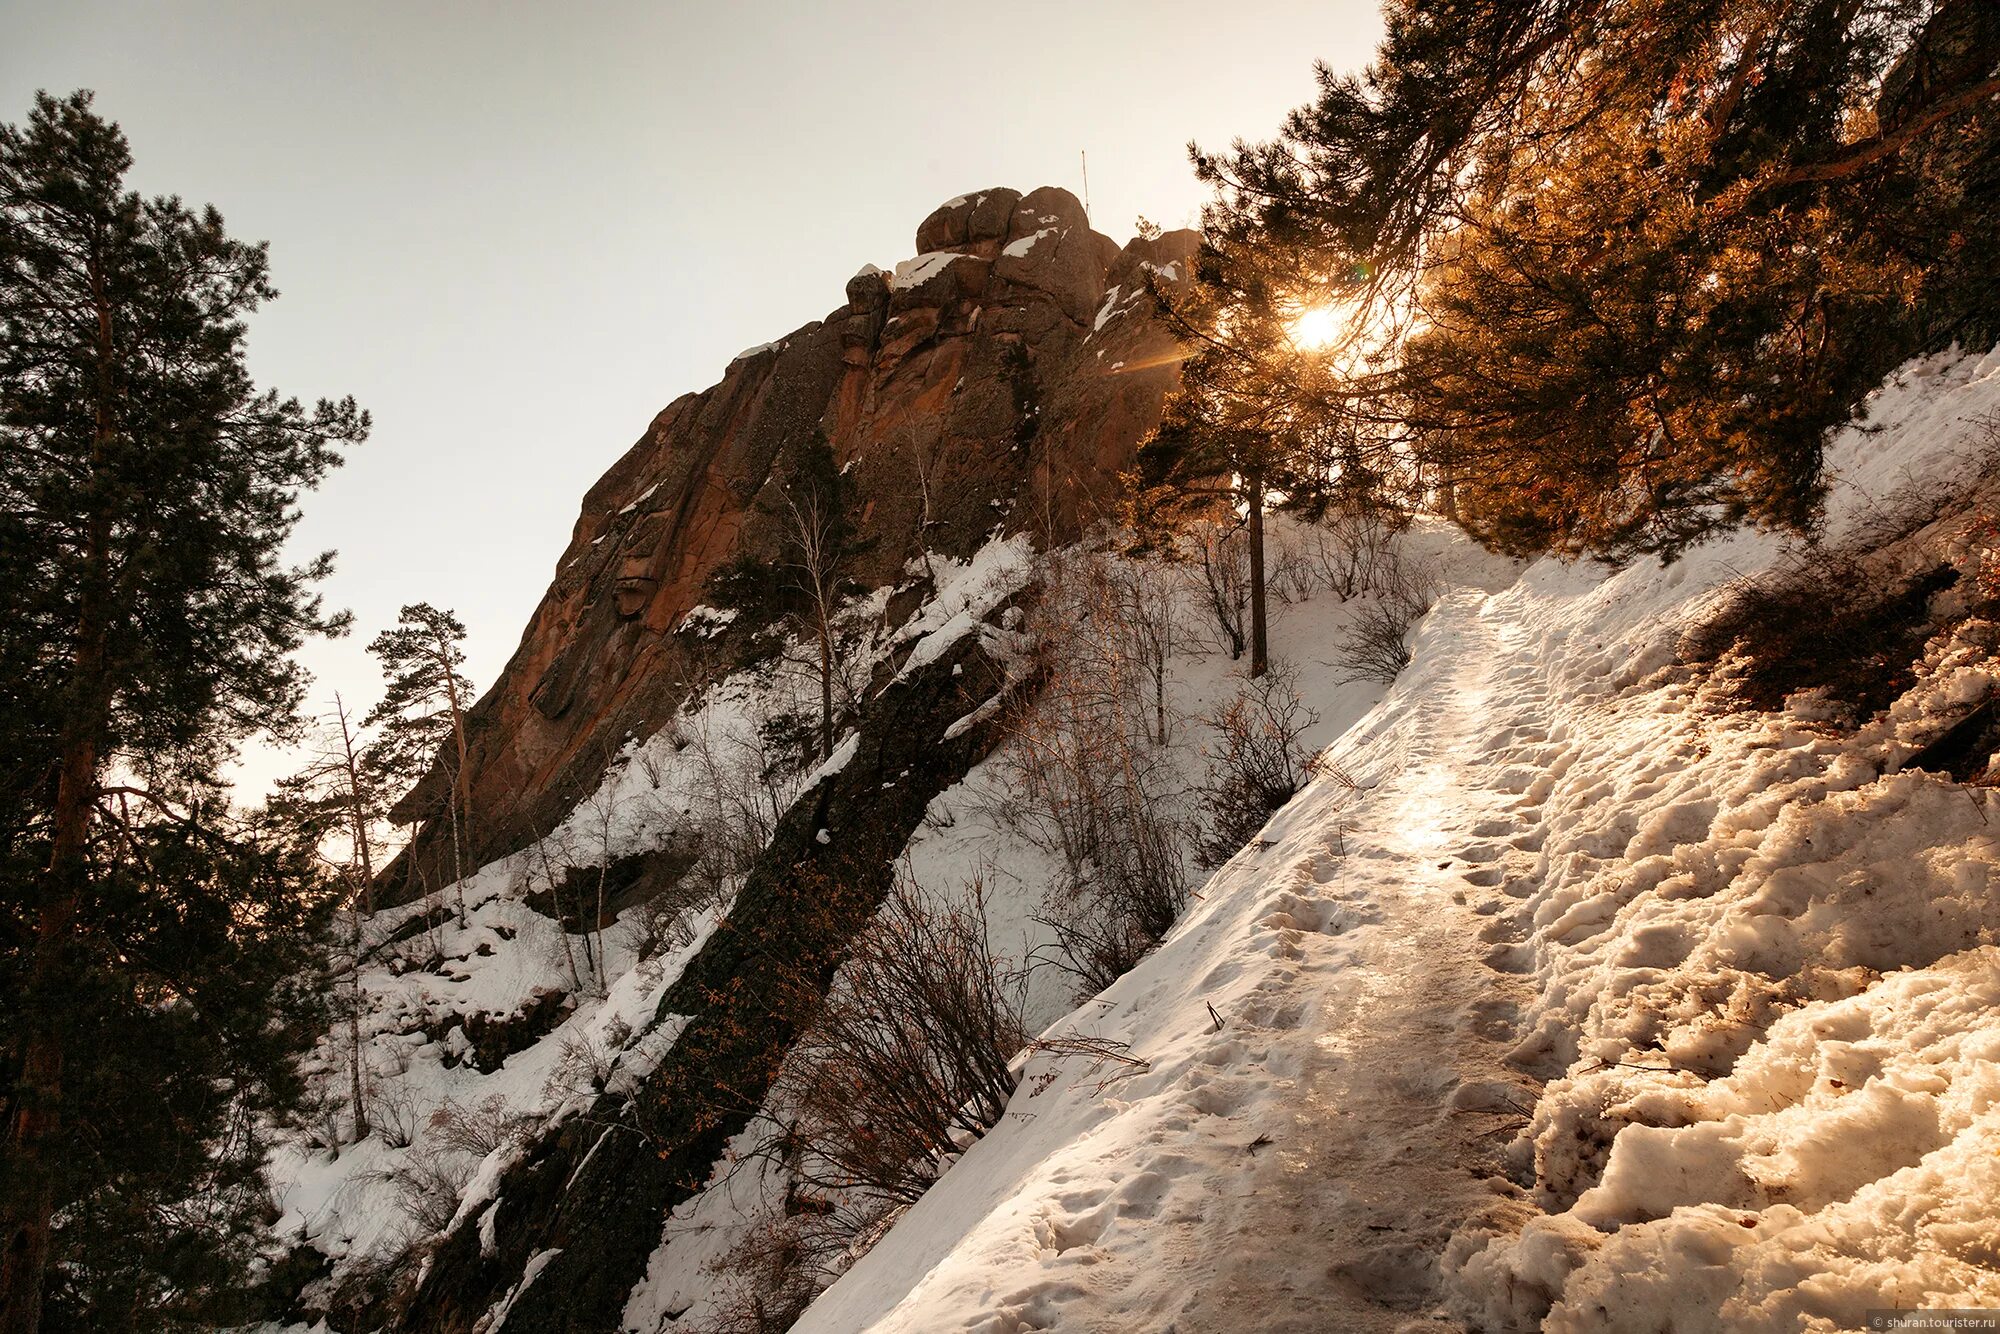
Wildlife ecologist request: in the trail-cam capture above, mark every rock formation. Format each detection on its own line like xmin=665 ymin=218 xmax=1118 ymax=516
xmin=333 ymin=193 xmax=1205 ymax=1327
xmin=386 ymin=187 xmax=1196 ymax=897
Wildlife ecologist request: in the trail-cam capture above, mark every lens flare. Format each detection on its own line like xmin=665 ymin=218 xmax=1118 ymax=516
xmin=1288 ymin=304 xmax=1344 ymax=351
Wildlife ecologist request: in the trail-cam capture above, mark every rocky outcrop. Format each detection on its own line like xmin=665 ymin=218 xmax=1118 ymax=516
xmin=385 ymin=189 xmax=1196 ymax=896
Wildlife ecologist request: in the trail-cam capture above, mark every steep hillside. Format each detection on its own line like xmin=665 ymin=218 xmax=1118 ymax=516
xmin=259 ymin=313 xmax=2000 ymax=1327
xmin=791 ymin=348 xmax=2000 ymax=1332
xmin=385 ymin=187 xmax=1197 ymax=897
xmin=260 ymin=190 xmax=1213 ymax=1329
xmin=267 ymin=515 xmax=1516 ymax=1331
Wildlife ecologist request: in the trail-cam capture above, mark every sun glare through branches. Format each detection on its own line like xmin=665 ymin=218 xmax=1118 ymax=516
xmin=1287 ymin=303 xmax=1345 ymax=351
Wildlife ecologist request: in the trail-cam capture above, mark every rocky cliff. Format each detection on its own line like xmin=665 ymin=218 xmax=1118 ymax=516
xmin=386 ymin=187 xmax=1196 ymax=896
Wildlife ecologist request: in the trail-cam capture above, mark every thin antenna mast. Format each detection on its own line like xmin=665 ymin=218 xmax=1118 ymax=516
xmin=1081 ymin=150 xmax=1090 ymax=216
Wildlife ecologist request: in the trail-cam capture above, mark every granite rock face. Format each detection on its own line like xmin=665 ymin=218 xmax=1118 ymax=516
xmin=385 ymin=189 xmax=1197 ymax=896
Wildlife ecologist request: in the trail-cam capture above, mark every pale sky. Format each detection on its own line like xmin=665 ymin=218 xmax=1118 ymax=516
xmin=3 ymin=0 xmax=1383 ymax=798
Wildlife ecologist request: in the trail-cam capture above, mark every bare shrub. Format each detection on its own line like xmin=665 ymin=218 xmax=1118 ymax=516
xmin=1310 ymin=502 xmax=1404 ymax=599
xmin=776 ymin=878 xmax=1026 ymax=1218
xmin=1339 ymin=557 xmax=1443 ymax=683
xmin=363 ymin=1097 xmax=533 ymax=1242
xmin=297 ymin=1081 xmax=351 ymax=1154
xmin=1108 ymin=558 xmax=1182 ymax=747
xmin=326 ymin=1229 xmax=425 ymax=1326
xmin=1186 ymin=521 xmax=1250 ymax=659
xmin=375 ymin=1141 xmax=471 ymax=1235
xmin=623 ymin=867 xmax=706 ymax=962
xmin=1002 ymin=549 xmax=1181 ymax=871
xmin=1197 ymin=663 xmax=1346 ymax=866
xmin=694 ymin=878 xmax=1028 ymax=1329
xmin=541 ymin=1027 xmax=622 ymax=1105
xmin=693 ymin=1212 xmax=836 ymax=1334
xmin=999 ymin=547 xmax=1197 ymax=996
xmin=1679 ymin=549 xmax=1961 ymax=719
xmin=1267 ymin=521 xmax=1323 ymax=604
xmin=426 ymin=1093 xmax=528 ymax=1160
xmin=681 ymin=709 xmax=799 ymax=894
xmin=1031 ymin=799 xmax=1190 ymax=996
xmin=638 ymin=716 xmax=690 ymax=778
xmin=368 ymin=1081 xmax=421 ymax=1149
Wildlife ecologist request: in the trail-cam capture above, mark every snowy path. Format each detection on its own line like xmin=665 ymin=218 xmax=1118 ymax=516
xmin=1159 ymin=594 xmax=1551 ymax=1331
xmin=801 ymin=585 xmax=1556 ymax=1333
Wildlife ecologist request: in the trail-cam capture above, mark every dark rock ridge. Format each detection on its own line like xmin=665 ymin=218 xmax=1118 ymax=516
xmin=392 ymin=614 xmax=1029 ymax=1332
xmin=384 ymin=187 xmax=1196 ymax=897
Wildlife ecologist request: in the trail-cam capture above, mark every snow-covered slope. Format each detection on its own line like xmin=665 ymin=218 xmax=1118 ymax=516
xmin=788 ymin=347 xmax=2000 ymax=1333
xmin=268 ymin=348 xmax=2000 ymax=1332
xmin=263 ymin=536 xmax=1044 ymax=1319
xmin=613 ymin=521 xmax=1518 ymax=1332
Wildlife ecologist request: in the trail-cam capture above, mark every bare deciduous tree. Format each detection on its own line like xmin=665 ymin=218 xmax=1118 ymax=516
xmin=273 ymin=693 xmax=393 ymax=1143
xmin=1187 ymin=521 xmax=1251 ymax=661
xmin=894 ymin=417 xmax=949 ymax=587
xmin=775 ymin=484 xmax=848 ymax=761
xmin=999 ymin=546 xmax=1196 ymax=1000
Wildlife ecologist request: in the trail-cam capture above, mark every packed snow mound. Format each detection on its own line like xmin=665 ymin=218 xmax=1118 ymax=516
xmin=1448 ymin=346 xmax=2000 ymax=1329
xmin=788 ymin=347 xmax=2000 ymax=1333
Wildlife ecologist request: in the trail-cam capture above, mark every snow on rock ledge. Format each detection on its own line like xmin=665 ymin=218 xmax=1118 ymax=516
xmin=380 ymin=185 xmax=1197 ymax=903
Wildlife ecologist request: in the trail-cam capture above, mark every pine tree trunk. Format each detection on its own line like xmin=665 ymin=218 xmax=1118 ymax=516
xmin=0 ymin=731 xmax=94 ymax=1334
xmin=446 ymin=787 xmax=465 ymax=923
xmin=1 ymin=256 xmax=119 ymax=1334
xmin=437 ymin=635 xmax=471 ymax=920
xmin=0 ymin=621 xmax=103 ymax=1334
xmin=347 ymin=919 xmax=369 ymax=1143
xmin=337 ymin=696 xmax=376 ymax=913
xmin=336 ymin=699 xmax=376 ymax=1141
xmin=1247 ymin=469 xmax=1269 ymax=679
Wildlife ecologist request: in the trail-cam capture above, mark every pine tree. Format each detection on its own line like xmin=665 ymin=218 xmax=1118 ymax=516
xmin=363 ymin=603 xmax=475 ymax=911
xmin=0 ymin=90 xmax=365 ymax=1331
xmin=1137 ymin=234 xmax=1399 ymax=678
xmin=1392 ymin=1 xmax=1943 ymax=557
xmin=1181 ymin=0 xmax=2000 ymax=560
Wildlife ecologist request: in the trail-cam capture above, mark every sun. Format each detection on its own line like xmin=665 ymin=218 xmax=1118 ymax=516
xmin=1288 ymin=303 xmax=1345 ymax=351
